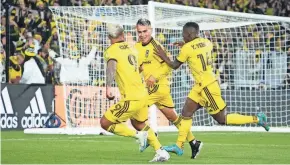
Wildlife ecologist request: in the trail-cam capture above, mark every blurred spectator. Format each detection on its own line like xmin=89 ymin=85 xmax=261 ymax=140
xmin=253 ymin=0 xmax=267 ymax=14
xmin=55 ymin=46 xmax=97 ymax=84
xmin=9 ymin=51 xmax=24 ymax=84
xmin=1 ymin=0 xmax=290 ymax=91
xmin=20 ymin=44 xmax=45 ymax=84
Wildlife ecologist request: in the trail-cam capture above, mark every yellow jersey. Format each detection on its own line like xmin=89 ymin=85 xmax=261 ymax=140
xmin=177 ymin=37 xmax=216 ymax=87
xmin=9 ymin=57 xmax=22 ymax=83
xmin=135 ymin=38 xmax=171 ymax=85
xmin=104 ymin=41 xmax=147 ymax=100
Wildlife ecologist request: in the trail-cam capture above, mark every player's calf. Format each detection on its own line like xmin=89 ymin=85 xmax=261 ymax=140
xmin=134 ymin=123 xmax=170 ymax=162
xmin=131 ymin=119 xmax=160 ymax=151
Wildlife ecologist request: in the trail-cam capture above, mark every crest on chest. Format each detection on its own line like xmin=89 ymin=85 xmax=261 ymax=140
xmin=145 ymin=50 xmax=149 ymax=58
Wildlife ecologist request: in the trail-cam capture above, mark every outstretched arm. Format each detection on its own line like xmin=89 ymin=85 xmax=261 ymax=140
xmin=106 ymin=59 xmax=117 ymax=100
xmin=153 ymin=45 xmax=183 ymax=70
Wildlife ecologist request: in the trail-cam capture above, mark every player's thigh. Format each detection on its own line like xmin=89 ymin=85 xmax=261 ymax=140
xmin=155 ymin=85 xmax=175 ymax=110
xmin=104 ymin=100 xmax=136 ymax=123
xmin=131 ymin=99 xmax=149 ymax=123
xmin=147 ymin=84 xmax=162 ymax=106
xmin=181 ymin=86 xmax=202 ymax=117
xmin=201 ymin=81 xmax=227 ymax=115
xmin=156 ymin=86 xmax=177 ymax=121
xmin=187 ymin=85 xmax=203 ymax=110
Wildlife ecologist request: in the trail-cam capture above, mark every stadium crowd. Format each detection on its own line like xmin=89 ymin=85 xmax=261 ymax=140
xmin=0 ymin=0 xmax=290 ymax=89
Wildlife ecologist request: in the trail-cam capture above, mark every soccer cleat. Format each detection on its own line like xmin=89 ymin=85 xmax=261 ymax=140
xmin=190 ymin=140 xmax=203 ymax=159
xmin=135 ymin=131 xmax=148 ymax=151
xmin=140 ymin=132 xmax=158 ymax=152
xmin=140 ymin=143 xmax=150 ymax=152
xmin=163 ymin=144 xmax=183 ymax=156
xmin=257 ymin=112 xmax=270 ymax=131
xmin=149 ymin=149 xmax=170 ymax=162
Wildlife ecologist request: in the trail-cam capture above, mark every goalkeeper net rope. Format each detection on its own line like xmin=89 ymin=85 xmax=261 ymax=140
xmin=25 ymin=2 xmax=290 ymax=134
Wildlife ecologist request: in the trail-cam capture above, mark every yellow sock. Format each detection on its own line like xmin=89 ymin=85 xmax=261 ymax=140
xmin=142 ymin=125 xmax=162 ymax=151
xmin=226 ymin=114 xmax=258 ymax=125
xmin=173 ymin=115 xmax=195 ymax=142
xmin=107 ymin=124 xmax=136 ymax=138
xmin=176 ymin=116 xmax=192 ymax=149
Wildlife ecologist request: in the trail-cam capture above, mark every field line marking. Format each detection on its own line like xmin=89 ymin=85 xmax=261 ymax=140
xmin=1 ymin=137 xmax=290 ymax=147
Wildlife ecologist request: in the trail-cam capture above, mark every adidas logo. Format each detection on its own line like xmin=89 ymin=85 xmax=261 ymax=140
xmin=0 ymin=87 xmax=18 ymax=129
xmin=0 ymin=87 xmax=14 ymax=115
xmin=21 ymin=88 xmax=49 ymax=129
xmin=1 ymin=87 xmax=49 ymax=129
xmin=24 ymin=88 xmax=47 ymax=115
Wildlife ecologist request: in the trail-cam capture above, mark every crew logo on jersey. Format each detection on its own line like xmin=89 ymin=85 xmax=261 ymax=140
xmin=135 ymin=38 xmax=170 ymax=85
xmin=145 ymin=50 xmax=149 ymax=58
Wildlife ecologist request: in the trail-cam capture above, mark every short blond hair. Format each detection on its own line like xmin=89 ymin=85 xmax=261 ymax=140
xmin=107 ymin=24 xmax=124 ymax=38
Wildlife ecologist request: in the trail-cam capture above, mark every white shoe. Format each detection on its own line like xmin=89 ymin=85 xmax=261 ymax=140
xmin=135 ymin=131 xmax=148 ymax=151
xmin=149 ymin=149 xmax=170 ymax=162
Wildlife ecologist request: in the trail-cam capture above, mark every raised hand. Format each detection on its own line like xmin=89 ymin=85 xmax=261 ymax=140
xmin=146 ymin=75 xmax=156 ymax=88
xmin=153 ymin=45 xmax=167 ymax=61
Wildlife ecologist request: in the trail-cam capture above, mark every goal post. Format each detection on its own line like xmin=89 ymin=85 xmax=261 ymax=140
xmin=147 ymin=1 xmax=290 ymax=133
xmin=24 ymin=2 xmax=290 ymax=135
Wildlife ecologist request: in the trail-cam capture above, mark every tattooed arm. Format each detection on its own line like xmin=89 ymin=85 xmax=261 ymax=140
xmin=106 ymin=59 xmax=117 ymax=100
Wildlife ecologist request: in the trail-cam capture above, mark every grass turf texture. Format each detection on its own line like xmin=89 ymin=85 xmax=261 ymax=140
xmin=1 ymin=131 xmax=290 ymax=164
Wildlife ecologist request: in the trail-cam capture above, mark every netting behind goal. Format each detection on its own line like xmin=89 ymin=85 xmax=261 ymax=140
xmin=150 ymin=2 xmax=290 ymax=131
xmin=49 ymin=2 xmax=290 ymax=133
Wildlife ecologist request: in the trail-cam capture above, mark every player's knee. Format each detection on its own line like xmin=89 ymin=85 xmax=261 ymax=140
xmin=100 ymin=117 xmax=110 ymax=130
xmin=212 ymin=110 xmax=227 ymax=125
xmin=181 ymin=110 xmax=193 ymax=118
xmin=160 ymin=108 xmax=177 ymax=122
xmin=216 ymin=118 xmax=226 ymax=125
xmin=130 ymin=119 xmax=140 ymax=130
xmin=165 ymin=114 xmax=177 ymax=122
xmin=130 ymin=119 xmax=145 ymax=131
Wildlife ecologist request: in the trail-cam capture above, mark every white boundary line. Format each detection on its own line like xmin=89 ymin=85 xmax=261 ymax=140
xmin=1 ymin=137 xmax=289 ymax=147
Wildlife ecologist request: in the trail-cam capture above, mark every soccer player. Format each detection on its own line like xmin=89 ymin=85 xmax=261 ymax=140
xmin=134 ymin=18 xmax=201 ymax=159
xmin=100 ymin=24 xmax=170 ymax=162
xmin=153 ymin=22 xmax=270 ymax=156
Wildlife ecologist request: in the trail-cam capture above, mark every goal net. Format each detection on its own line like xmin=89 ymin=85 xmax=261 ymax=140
xmin=26 ymin=2 xmax=290 ymax=134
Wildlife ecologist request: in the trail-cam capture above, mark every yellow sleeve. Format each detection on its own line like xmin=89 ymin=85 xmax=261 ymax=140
xmin=176 ymin=46 xmax=189 ymax=63
xmin=134 ymin=44 xmax=144 ymax=66
xmin=152 ymin=43 xmax=166 ymax=63
xmin=151 ymin=50 xmax=172 ymax=80
xmin=104 ymin=49 xmax=118 ymax=62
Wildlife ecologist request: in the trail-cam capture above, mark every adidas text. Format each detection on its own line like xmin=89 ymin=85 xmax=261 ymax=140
xmin=1 ymin=114 xmax=18 ymax=129
xmin=21 ymin=114 xmax=49 ymax=129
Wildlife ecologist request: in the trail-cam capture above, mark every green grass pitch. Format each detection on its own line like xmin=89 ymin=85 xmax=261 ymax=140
xmin=1 ymin=131 xmax=290 ymax=164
